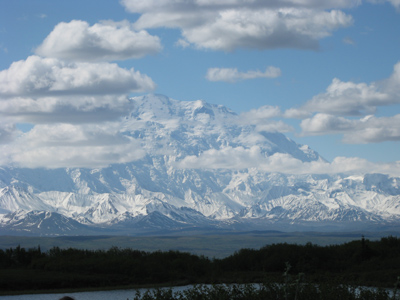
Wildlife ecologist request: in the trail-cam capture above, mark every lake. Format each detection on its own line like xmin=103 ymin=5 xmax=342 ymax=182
xmin=0 ymin=284 xmax=394 ymax=300
xmin=0 ymin=285 xmax=194 ymax=300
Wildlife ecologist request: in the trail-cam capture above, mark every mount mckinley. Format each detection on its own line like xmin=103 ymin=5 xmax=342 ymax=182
xmin=1 ymin=94 xmax=400 ymax=235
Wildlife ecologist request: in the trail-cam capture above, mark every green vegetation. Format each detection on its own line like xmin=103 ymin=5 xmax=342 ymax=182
xmin=0 ymin=236 xmax=400 ymax=296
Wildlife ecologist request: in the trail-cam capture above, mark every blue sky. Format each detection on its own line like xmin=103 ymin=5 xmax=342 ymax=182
xmin=0 ymin=0 xmax=400 ymax=173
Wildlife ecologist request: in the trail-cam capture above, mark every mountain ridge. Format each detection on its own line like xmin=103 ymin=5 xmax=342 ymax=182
xmin=0 ymin=94 xmax=399 ymax=235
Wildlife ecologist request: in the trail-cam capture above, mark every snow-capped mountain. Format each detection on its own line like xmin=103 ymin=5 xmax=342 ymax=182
xmin=1 ymin=94 xmax=400 ymax=235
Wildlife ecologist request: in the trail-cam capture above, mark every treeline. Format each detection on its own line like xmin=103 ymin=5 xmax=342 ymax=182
xmin=219 ymin=235 xmax=400 ymax=286
xmin=1 ymin=236 xmax=400 ymax=293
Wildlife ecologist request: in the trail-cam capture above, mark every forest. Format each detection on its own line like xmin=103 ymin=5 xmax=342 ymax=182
xmin=1 ymin=236 xmax=400 ymax=296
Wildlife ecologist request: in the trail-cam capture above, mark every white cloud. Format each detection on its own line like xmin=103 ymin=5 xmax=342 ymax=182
xmin=238 ymin=105 xmax=294 ymax=133
xmin=0 ymin=56 xmax=156 ymax=98
xmin=0 ymin=19 xmax=160 ymax=168
xmin=382 ymin=61 xmax=400 ymax=95
xmin=367 ymin=0 xmax=400 ymax=10
xmin=0 ymin=123 xmax=146 ymax=169
xmin=0 ymin=122 xmax=19 ymax=145
xmin=254 ymin=121 xmax=294 ymax=133
xmin=175 ymin=39 xmax=191 ymax=48
xmin=206 ymin=66 xmax=281 ymax=82
xmin=0 ymin=55 xmax=155 ymax=125
xmin=0 ymin=95 xmax=133 ymax=124
xmin=241 ymin=105 xmax=282 ymax=120
xmin=283 ymin=107 xmax=312 ymax=119
xmin=122 ymin=0 xmax=354 ymax=51
xmin=286 ymin=62 xmax=400 ymax=117
xmin=182 ymin=9 xmax=352 ymax=51
xmin=121 ymin=0 xmax=359 ymax=13
xmin=300 ymin=113 xmax=357 ymax=135
xmin=302 ymin=78 xmax=389 ymax=115
xmin=250 ymin=63 xmax=400 ymax=146
xmin=300 ymin=113 xmax=400 ymax=144
xmin=36 ymin=20 xmax=162 ymax=62
xmin=174 ymin=146 xmax=265 ymax=170
xmin=342 ymin=115 xmax=400 ymax=144
xmin=174 ymin=146 xmax=400 ymax=176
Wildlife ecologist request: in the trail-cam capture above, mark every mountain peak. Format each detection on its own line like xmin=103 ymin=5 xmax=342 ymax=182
xmin=1 ymin=94 xmax=399 ymax=235
xmin=123 ymin=94 xmax=322 ymax=162
xmin=129 ymin=94 xmax=236 ymax=123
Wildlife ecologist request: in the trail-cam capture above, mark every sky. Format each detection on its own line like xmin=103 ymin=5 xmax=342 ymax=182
xmin=0 ymin=0 xmax=400 ymax=175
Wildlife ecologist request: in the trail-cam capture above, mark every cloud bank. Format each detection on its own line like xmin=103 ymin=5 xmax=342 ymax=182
xmin=0 ymin=56 xmax=155 ymax=97
xmin=0 ymin=95 xmax=133 ymax=124
xmin=36 ymin=20 xmax=162 ymax=62
xmin=0 ymin=123 xmax=146 ymax=169
xmin=289 ymin=62 xmax=400 ymax=144
xmin=122 ymin=0 xmax=355 ymax=51
xmin=0 ymin=0 xmax=399 ymax=174
xmin=301 ymin=114 xmax=400 ymax=144
xmin=0 ymin=18 xmax=158 ymax=169
xmin=238 ymin=106 xmax=294 ymax=133
xmin=0 ymin=55 xmax=155 ymax=126
xmin=174 ymin=146 xmax=400 ymax=176
xmin=287 ymin=62 xmax=400 ymax=118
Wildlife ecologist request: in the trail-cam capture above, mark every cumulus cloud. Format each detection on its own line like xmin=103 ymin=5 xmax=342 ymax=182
xmin=300 ymin=114 xmax=400 ymax=144
xmin=382 ymin=61 xmax=400 ymax=95
xmin=343 ymin=114 xmax=400 ymax=144
xmin=0 ymin=122 xmax=19 ymax=145
xmin=0 ymin=56 xmax=155 ymax=97
xmin=300 ymin=113 xmax=357 ymax=135
xmin=283 ymin=107 xmax=312 ymax=119
xmin=175 ymin=146 xmax=263 ymax=170
xmin=241 ymin=105 xmax=282 ymax=119
xmin=0 ymin=56 xmax=156 ymax=125
xmin=35 ymin=20 xmax=162 ymax=62
xmin=0 ymin=123 xmax=146 ymax=168
xmin=238 ymin=106 xmax=294 ymax=133
xmin=121 ymin=0 xmax=354 ymax=51
xmin=301 ymin=78 xmax=389 ymax=116
xmin=206 ymin=66 xmax=281 ymax=82
xmin=174 ymin=146 xmax=400 ymax=176
xmin=0 ymin=95 xmax=133 ymax=124
xmin=0 ymin=18 xmax=161 ymax=169
xmin=121 ymin=0 xmax=360 ymax=12
xmin=343 ymin=115 xmax=400 ymax=143
xmin=180 ymin=9 xmax=352 ymax=51
xmin=280 ymin=61 xmax=400 ymax=148
xmin=286 ymin=62 xmax=400 ymax=118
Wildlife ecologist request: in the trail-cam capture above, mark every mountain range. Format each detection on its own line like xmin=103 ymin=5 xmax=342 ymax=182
xmin=1 ymin=94 xmax=400 ymax=236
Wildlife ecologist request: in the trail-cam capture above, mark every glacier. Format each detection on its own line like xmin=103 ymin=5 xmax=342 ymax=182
xmin=1 ymin=94 xmax=400 ymax=235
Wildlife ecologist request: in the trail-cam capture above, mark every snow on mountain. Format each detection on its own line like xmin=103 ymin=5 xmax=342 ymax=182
xmin=0 ymin=210 xmax=104 ymax=236
xmin=0 ymin=186 xmax=52 ymax=213
xmin=0 ymin=94 xmax=399 ymax=235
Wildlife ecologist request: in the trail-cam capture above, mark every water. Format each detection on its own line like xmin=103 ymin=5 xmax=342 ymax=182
xmin=0 ymin=284 xmax=394 ymax=300
xmin=0 ymin=286 xmax=193 ymax=300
